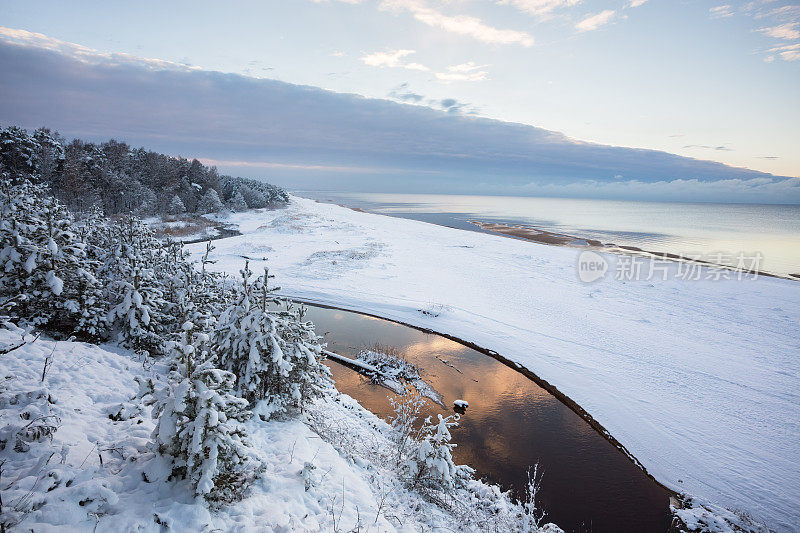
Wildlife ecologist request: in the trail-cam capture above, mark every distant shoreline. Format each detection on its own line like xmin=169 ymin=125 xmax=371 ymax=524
xmin=313 ymin=195 xmax=799 ymax=282
xmin=469 ymin=220 xmax=799 ymax=281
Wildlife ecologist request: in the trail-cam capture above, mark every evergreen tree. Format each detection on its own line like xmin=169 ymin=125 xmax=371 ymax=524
xmin=197 ymin=188 xmax=225 ymax=214
xmin=106 ymin=217 xmax=167 ymax=356
xmin=213 ymin=262 xmax=331 ymax=413
xmin=167 ymin=194 xmax=186 ymax=215
xmin=0 ymin=177 xmax=99 ymax=330
xmin=151 ymin=362 xmax=253 ymax=499
xmin=404 ymin=414 xmax=468 ymax=493
xmin=228 ymin=190 xmax=247 ymax=212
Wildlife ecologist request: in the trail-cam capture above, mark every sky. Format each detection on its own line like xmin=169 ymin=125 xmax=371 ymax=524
xmin=0 ymin=0 xmax=798 ymax=202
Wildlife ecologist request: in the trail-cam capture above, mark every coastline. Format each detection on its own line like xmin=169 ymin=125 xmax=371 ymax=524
xmin=304 ymin=192 xmax=800 ymax=281
xmin=187 ymin=196 xmax=800 ymax=530
xmin=468 ymin=220 xmax=797 ymax=281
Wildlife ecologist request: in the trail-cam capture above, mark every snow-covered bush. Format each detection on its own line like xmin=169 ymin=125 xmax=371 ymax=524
xmin=228 ymin=190 xmax=248 ymax=212
xmin=213 ymin=262 xmax=332 ymax=413
xmin=404 ymin=413 xmax=471 ymax=493
xmin=151 ymin=363 xmax=254 ymax=501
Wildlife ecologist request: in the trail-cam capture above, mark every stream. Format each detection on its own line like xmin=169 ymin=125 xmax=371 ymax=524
xmin=302 ymin=304 xmax=673 ymax=533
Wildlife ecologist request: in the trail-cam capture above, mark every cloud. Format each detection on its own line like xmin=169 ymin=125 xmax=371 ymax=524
xmin=507 ymin=176 xmax=800 ymax=203
xmin=766 ymin=42 xmax=800 ymax=61
xmin=0 ymin=29 xmax=794 ymax=203
xmin=387 ymin=83 xmax=479 ymax=113
xmin=438 ymin=98 xmax=469 ymax=114
xmin=496 ymin=0 xmax=580 ymax=19
xmin=709 ymin=5 xmax=735 ymax=19
xmin=628 ymin=0 xmax=649 ymax=7
xmin=363 ymin=52 xmax=489 ymax=81
xmin=360 ymin=49 xmax=431 ymax=71
xmin=575 ymin=10 xmax=615 ymax=32
xmin=0 ymin=27 xmax=199 ymax=72
xmin=435 ymin=62 xmax=489 ymax=82
xmin=759 ymin=22 xmax=800 ymax=40
xmin=388 ymin=82 xmax=425 ymax=102
xmin=379 ymin=0 xmax=534 ymax=46
xmin=683 ymin=144 xmax=734 ymax=152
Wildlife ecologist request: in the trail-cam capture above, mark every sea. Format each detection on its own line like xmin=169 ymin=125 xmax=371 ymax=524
xmin=295 ymin=192 xmax=800 ymax=278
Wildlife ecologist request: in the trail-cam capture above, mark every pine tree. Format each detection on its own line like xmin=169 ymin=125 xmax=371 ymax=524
xmin=0 ymin=177 xmax=99 ymax=331
xmin=228 ymin=190 xmax=247 ymax=212
xmin=197 ymin=188 xmax=225 ymax=214
xmin=106 ymin=217 xmax=167 ymax=356
xmin=404 ymin=414 xmax=470 ymax=493
xmin=151 ymin=361 xmax=253 ymax=499
xmin=167 ymin=194 xmax=186 ymax=215
xmin=213 ymin=262 xmax=331 ymax=414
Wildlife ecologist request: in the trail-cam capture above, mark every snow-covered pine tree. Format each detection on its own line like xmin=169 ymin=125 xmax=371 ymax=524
xmin=0 ymin=177 xmax=99 ymax=331
xmin=197 ymin=188 xmax=225 ymax=214
xmin=167 ymin=194 xmax=186 ymax=215
xmin=32 ymin=194 xmax=95 ymax=331
xmin=228 ymin=189 xmax=247 ymax=212
xmin=0 ymin=178 xmax=44 ymax=320
xmin=106 ymin=216 xmax=167 ymax=356
xmin=151 ymin=361 xmax=253 ymax=500
xmin=213 ymin=262 xmax=331 ymax=414
xmin=404 ymin=413 xmax=472 ymax=494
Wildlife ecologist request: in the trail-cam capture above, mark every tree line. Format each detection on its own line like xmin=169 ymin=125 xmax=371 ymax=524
xmin=0 ymin=125 xmax=288 ymax=217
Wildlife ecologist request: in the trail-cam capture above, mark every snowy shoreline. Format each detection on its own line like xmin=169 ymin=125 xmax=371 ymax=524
xmin=188 ymin=196 xmax=800 ymax=531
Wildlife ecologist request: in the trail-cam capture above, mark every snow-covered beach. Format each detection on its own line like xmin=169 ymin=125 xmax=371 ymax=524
xmin=190 ymin=196 xmax=800 ymax=531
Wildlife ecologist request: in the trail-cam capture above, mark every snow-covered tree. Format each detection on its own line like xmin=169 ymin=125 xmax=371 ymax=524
xmin=389 ymin=390 xmax=472 ymax=495
xmin=151 ymin=362 xmax=253 ymax=500
xmin=197 ymin=188 xmax=224 ymax=214
xmin=0 ymin=177 xmax=102 ymax=331
xmin=213 ymin=262 xmax=331 ymax=413
xmin=228 ymin=190 xmax=247 ymax=212
xmin=105 ymin=217 xmax=167 ymax=356
xmin=238 ymin=185 xmax=267 ymax=209
xmin=404 ymin=413 xmax=469 ymax=493
xmin=167 ymin=194 xmax=186 ymax=215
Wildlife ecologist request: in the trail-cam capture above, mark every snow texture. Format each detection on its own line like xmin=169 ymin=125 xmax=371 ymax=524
xmin=187 ymin=196 xmax=800 ymax=531
xmin=0 ymin=327 xmax=560 ymax=532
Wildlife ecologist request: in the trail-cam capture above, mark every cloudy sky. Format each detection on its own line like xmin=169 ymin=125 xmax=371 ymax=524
xmin=0 ymin=0 xmax=798 ymax=202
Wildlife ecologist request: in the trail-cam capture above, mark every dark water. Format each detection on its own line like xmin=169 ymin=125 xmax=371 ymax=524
xmin=303 ymin=304 xmax=672 ymax=533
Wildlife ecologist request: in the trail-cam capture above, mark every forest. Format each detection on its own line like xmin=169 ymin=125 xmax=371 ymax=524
xmin=0 ymin=125 xmax=288 ymax=217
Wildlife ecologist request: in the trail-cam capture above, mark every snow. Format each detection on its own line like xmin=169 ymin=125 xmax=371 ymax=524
xmin=323 ymin=349 xmax=380 ymax=373
xmin=187 ymin=196 xmax=800 ymax=531
xmin=453 ymin=400 xmax=469 ymax=409
xmin=1 ymin=326 xmax=557 ymax=531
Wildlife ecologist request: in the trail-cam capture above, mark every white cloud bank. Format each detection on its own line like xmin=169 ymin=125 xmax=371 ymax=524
xmin=0 ymin=27 xmax=795 ymax=203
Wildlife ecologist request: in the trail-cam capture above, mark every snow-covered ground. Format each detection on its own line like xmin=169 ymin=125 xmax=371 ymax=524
xmin=187 ymin=196 xmax=800 ymax=531
xmin=1 ymin=326 xmax=553 ymax=531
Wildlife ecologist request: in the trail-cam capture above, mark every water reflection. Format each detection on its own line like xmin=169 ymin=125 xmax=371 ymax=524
xmin=303 ymin=304 xmax=671 ymax=533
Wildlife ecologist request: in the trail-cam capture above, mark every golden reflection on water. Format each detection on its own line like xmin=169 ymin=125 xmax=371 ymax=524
xmin=304 ymin=304 xmax=671 ymax=533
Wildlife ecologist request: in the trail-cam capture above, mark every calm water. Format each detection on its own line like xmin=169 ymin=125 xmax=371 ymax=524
xmin=303 ymin=304 xmax=672 ymax=533
xmin=298 ymin=192 xmax=800 ymax=277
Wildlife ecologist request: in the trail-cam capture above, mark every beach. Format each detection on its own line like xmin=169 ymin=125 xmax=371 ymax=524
xmin=188 ymin=196 xmax=800 ymax=531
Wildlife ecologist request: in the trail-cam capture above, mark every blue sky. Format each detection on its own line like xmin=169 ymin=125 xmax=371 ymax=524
xmin=0 ymin=0 xmax=798 ymax=201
